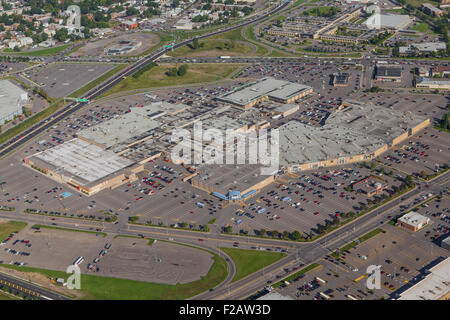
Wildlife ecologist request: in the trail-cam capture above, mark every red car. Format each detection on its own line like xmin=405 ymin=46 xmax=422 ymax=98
xmin=198 ymin=239 xmax=204 ymax=242
xmin=314 ymin=212 xmax=320 ymax=215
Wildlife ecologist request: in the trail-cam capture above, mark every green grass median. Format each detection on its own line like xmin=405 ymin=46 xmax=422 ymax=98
xmin=219 ymin=247 xmax=286 ymax=283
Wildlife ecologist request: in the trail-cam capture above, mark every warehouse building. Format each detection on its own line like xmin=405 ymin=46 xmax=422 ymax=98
xmin=374 ymin=64 xmax=402 ymax=82
xmin=397 ymin=211 xmax=430 ymax=232
xmin=217 ymin=77 xmax=312 ymax=109
xmin=0 ymin=80 xmax=28 ymax=125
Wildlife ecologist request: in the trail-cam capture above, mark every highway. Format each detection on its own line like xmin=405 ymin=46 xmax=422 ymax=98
xmin=0 ymin=271 xmax=70 ymax=300
xmin=0 ymin=0 xmax=290 ymax=158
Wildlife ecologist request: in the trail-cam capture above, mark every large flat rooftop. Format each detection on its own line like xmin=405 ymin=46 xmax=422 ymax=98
xmin=278 ymin=100 xmax=428 ymax=166
xmin=0 ymin=79 xmax=27 ymax=116
xmin=217 ymin=77 xmax=312 ymax=107
xmin=28 ymin=138 xmax=134 ymax=186
xmin=77 ymin=107 xmax=161 ymax=149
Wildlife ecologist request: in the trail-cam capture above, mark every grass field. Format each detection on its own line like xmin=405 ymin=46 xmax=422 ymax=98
xmin=0 ymin=221 xmax=27 ymax=241
xmin=168 ymin=39 xmax=254 ymax=57
xmin=102 ymin=63 xmax=244 ymax=97
xmin=31 ymin=224 xmax=107 ymax=238
xmin=4 ymin=44 xmax=71 ymax=56
xmin=0 ymin=247 xmax=228 ymax=299
xmin=411 ymin=22 xmax=430 ymax=33
xmin=0 ymin=291 xmax=19 ymax=300
xmin=219 ymin=247 xmax=286 ymax=283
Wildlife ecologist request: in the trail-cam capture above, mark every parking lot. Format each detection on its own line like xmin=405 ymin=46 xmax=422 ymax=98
xmin=379 ymin=128 xmax=449 ymax=177
xmin=24 ymin=63 xmax=116 ymax=98
xmin=276 ymin=221 xmax=449 ymax=300
xmin=219 ymin=165 xmax=404 ymax=236
xmin=0 ymin=225 xmax=214 ymax=284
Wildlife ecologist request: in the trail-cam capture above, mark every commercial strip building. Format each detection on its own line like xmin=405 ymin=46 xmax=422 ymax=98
xmin=216 ymin=77 xmax=313 ymax=109
xmin=399 ymin=42 xmax=447 ymax=55
xmin=352 ymin=176 xmax=388 ymax=197
xmin=421 ymin=3 xmax=444 ymax=17
xmin=374 ymin=64 xmax=402 ymax=82
xmin=415 ymin=77 xmax=450 ymax=90
xmin=397 ymin=211 xmax=430 ymax=232
xmin=0 ymin=79 xmax=29 ymax=125
xmin=430 ymin=66 xmax=450 ymax=77
xmin=332 ymin=73 xmax=350 ymax=87
xmin=397 ymin=257 xmax=449 ymax=300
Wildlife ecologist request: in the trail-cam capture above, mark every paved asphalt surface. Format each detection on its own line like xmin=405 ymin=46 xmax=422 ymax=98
xmin=0 ymin=0 xmax=289 ymax=158
xmin=0 ymin=0 xmax=448 ymax=300
xmin=0 ymin=171 xmax=446 ymax=300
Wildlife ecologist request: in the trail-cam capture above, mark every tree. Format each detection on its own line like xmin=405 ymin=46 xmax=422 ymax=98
xmin=177 ymin=64 xmax=188 ymax=76
xmin=192 ymin=37 xmax=199 ymax=49
xmin=291 ymin=230 xmax=301 ymax=241
xmin=224 ymin=226 xmax=233 ymax=233
xmin=259 ymin=229 xmax=266 ymax=236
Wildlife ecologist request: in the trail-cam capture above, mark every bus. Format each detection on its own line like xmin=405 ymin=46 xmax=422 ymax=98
xmin=320 ymin=292 xmax=331 ymax=300
xmin=73 ymin=256 xmax=84 ymax=266
xmin=315 ymin=277 xmax=326 ymax=284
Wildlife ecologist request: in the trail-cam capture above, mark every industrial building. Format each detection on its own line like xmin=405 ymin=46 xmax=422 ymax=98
xmin=397 ymin=211 xmax=430 ymax=232
xmin=216 ymin=77 xmax=313 ymax=109
xmin=415 ymin=77 xmax=450 ymax=90
xmin=374 ymin=64 xmax=402 ymax=82
xmin=397 ymin=257 xmax=450 ymax=300
xmin=0 ymin=79 xmax=28 ymax=125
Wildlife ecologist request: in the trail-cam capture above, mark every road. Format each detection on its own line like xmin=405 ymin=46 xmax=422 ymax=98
xmin=0 ymin=271 xmax=70 ymax=300
xmin=1 ymin=171 xmax=446 ymax=300
xmin=0 ymin=0 xmax=290 ymax=159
